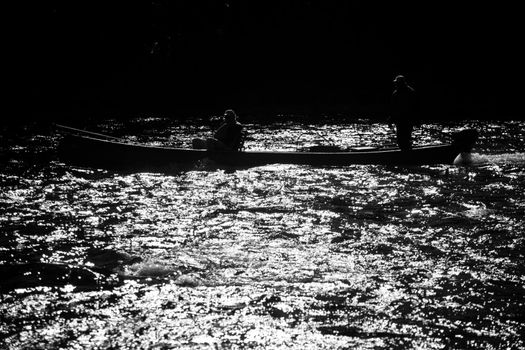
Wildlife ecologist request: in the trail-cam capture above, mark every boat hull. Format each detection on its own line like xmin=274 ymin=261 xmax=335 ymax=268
xmin=58 ymin=135 xmax=207 ymax=170
xmin=57 ymin=134 xmax=463 ymax=170
xmin=211 ymin=145 xmax=459 ymax=166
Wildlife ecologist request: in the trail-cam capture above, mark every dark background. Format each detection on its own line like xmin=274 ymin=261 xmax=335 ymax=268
xmin=9 ymin=1 xmax=524 ymax=121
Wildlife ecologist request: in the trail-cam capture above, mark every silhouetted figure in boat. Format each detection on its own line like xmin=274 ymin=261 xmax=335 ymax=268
xmin=389 ymin=75 xmax=418 ymax=150
xmin=193 ymin=109 xmax=244 ymax=151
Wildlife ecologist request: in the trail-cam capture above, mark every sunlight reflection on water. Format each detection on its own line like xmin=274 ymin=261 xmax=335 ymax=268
xmin=1 ymin=119 xmax=524 ymax=349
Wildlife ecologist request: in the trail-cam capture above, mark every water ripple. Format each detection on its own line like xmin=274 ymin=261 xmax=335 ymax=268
xmin=1 ymin=119 xmax=524 ymax=349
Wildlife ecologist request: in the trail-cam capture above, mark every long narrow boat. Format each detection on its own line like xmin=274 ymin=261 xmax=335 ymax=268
xmin=56 ymin=125 xmax=478 ymax=169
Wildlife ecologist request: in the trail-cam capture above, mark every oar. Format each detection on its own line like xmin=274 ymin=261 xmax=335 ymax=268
xmin=294 ymin=122 xmax=339 ymax=150
xmin=54 ymin=124 xmax=123 ymax=141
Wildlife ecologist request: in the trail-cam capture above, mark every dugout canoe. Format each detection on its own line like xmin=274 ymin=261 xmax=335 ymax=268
xmin=56 ymin=125 xmax=478 ymax=169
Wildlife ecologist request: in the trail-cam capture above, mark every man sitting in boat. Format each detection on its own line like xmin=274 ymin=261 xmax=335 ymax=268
xmin=192 ymin=109 xmax=244 ymax=151
xmin=389 ymin=75 xmax=418 ymax=150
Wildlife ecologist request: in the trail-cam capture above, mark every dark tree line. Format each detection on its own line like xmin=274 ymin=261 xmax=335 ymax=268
xmin=9 ymin=1 xmax=524 ymax=120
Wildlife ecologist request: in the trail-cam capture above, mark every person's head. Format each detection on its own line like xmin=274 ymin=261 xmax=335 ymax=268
xmin=223 ymin=109 xmax=237 ymax=123
xmin=393 ymin=75 xmax=407 ymax=88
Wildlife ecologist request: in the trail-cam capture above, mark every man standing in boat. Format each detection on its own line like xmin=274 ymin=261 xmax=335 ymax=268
xmin=193 ymin=109 xmax=244 ymax=151
xmin=389 ymin=75 xmax=418 ymax=150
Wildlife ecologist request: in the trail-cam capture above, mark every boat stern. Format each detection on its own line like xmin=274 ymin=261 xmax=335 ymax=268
xmin=451 ymin=129 xmax=478 ymax=152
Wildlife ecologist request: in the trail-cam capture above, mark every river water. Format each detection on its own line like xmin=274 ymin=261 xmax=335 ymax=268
xmin=1 ymin=118 xmax=524 ymax=349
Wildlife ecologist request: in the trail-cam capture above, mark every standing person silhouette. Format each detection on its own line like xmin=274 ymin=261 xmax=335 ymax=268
xmin=389 ymin=75 xmax=418 ymax=150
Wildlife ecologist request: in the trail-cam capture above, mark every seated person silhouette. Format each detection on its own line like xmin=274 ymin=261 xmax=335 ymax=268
xmin=192 ymin=109 xmax=244 ymax=151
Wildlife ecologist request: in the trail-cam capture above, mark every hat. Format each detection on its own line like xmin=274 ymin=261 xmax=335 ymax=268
xmin=224 ymin=109 xmax=237 ymax=118
xmin=393 ymin=75 xmax=406 ymax=83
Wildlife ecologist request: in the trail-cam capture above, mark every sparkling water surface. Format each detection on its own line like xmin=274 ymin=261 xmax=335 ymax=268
xmin=1 ymin=119 xmax=524 ymax=349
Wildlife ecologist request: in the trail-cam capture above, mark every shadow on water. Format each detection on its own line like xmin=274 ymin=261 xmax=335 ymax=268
xmin=54 ymin=158 xmax=251 ymax=177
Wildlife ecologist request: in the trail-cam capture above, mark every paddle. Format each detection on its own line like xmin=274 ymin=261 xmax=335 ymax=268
xmin=295 ymin=129 xmax=340 ymax=151
xmin=54 ymin=124 xmax=124 ymax=141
